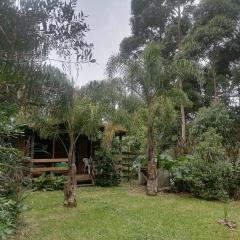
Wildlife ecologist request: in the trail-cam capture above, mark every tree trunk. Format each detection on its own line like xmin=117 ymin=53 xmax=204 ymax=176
xmin=146 ymin=111 xmax=157 ymax=196
xmin=177 ymin=1 xmax=186 ymax=147
xmin=64 ymin=135 xmax=77 ymax=207
xmin=213 ymin=68 xmax=218 ymax=103
xmin=180 ymin=103 xmax=186 ymax=145
xmin=180 ymin=79 xmax=186 ymax=146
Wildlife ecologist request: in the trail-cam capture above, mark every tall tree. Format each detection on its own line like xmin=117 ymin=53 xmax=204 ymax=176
xmin=0 ymin=0 xmax=95 ymax=120
xmin=31 ymin=80 xmax=101 ymax=207
xmin=120 ymin=0 xmax=195 ymax=59
xmin=175 ymin=0 xmax=195 ymax=146
xmin=0 ymin=0 xmax=95 ymax=63
xmin=107 ymin=42 xmax=175 ymax=195
xmin=182 ymin=0 xmax=240 ymax=104
xmin=171 ymin=58 xmax=201 ymax=146
xmin=0 ymin=1 xmax=97 ymax=207
xmin=119 ymin=0 xmax=199 ymax=147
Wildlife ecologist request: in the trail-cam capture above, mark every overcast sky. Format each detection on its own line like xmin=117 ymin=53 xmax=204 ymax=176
xmin=53 ymin=0 xmax=131 ymax=87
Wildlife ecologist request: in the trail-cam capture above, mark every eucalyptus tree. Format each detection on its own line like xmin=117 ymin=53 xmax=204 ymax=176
xmin=107 ymin=42 xmax=176 ymax=195
xmin=0 ymin=0 xmax=95 ymax=124
xmin=0 ymin=0 xmax=95 ymax=63
xmin=120 ymin=0 xmax=195 ymax=58
xmin=182 ymin=0 xmax=240 ymax=104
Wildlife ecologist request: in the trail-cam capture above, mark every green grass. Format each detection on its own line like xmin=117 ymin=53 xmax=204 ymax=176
xmin=21 ymin=185 xmax=240 ymax=240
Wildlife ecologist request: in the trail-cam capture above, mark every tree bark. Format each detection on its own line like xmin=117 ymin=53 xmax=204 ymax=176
xmin=180 ymin=79 xmax=186 ymax=146
xmin=212 ymin=66 xmax=218 ymax=103
xmin=64 ymin=134 xmax=77 ymax=207
xmin=177 ymin=1 xmax=186 ymax=146
xmin=180 ymin=102 xmax=186 ymax=145
xmin=146 ymin=110 xmax=158 ymax=196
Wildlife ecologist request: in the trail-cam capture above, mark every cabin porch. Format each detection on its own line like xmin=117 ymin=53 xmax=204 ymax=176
xmin=28 ymin=132 xmax=96 ymax=186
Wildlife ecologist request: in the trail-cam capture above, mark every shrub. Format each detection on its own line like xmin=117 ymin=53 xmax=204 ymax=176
xmin=95 ymin=149 xmax=120 ymax=187
xmin=172 ymin=159 xmax=233 ymax=201
xmin=171 ymin=117 xmax=238 ymax=201
xmin=0 ymin=147 xmax=28 ymax=199
xmin=189 ymin=103 xmax=233 ymax=143
xmin=0 ymin=147 xmax=29 ymax=238
xmin=156 ymin=154 xmax=192 ymax=171
xmin=194 ymin=128 xmax=225 ymax=162
xmin=32 ymin=173 xmax=66 ymax=191
xmin=229 ymin=164 xmax=240 ymax=200
xmin=0 ymin=197 xmax=17 ymax=239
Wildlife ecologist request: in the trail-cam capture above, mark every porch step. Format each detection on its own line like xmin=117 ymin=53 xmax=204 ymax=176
xmin=76 ymin=174 xmax=92 ymax=181
xmin=76 ymin=174 xmax=94 ymax=187
xmin=77 ymin=183 xmax=94 ymax=187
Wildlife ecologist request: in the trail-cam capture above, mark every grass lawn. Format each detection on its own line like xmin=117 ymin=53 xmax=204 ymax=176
xmin=20 ymin=185 xmax=240 ymax=240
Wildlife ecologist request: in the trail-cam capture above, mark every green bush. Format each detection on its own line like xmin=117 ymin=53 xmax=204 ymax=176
xmin=172 ymin=159 xmax=234 ymax=201
xmin=189 ymin=103 xmax=233 ymax=143
xmin=157 ymin=154 xmax=192 ymax=171
xmin=0 ymin=147 xmax=28 ymax=239
xmin=0 ymin=198 xmax=17 ymax=239
xmin=229 ymin=164 xmax=240 ymax=200
xmin=170 ymin=111 xmax=240 ymax=201
xmin=0 ymin=147 xmax=28 ymax=199
xmin=95 ymin=149 xmax=120 ymax=187
xmin=32 ymin=173 xmax=66 ymax=191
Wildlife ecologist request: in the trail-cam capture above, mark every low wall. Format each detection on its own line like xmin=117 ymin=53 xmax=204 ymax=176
xmin=138 ymin=168 xmax=170 ymax=189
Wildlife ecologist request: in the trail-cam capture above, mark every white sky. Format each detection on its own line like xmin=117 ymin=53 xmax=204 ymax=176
xmin=50 ymin=0 xmax=131 ymax=87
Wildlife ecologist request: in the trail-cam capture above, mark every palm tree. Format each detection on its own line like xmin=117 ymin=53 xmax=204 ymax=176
xmin=172 ymin=58 xmax=202 ymax=147
xmin=27 ymin=76 xmax=101 ymax=207
xmin=107 ymin=42 xmax=172 ymax=196
xmin=175 ymin=0 xmax=202 ymax=146
xmin=61 ymin=96 xmax=101 ymax=207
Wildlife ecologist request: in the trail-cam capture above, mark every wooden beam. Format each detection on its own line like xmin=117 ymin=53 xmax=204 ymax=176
xmin=31 ymin=167 xmax=69 ymax=174
xmin=31 ymin=158 xmax=68 ymax=163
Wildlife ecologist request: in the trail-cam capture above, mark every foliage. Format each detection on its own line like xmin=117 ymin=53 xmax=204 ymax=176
xmin=194 ymin=128 xmax=225 ymax=162
xmin=157 ymin=153 xmax=192 ymax=171
xmin=182 ymin=0 xmax=240 ymax=104
xmin=95 ymin=149 xmax=120 ymax=187
xmin=230 ymin=164 xmax=240 ymax=200
xmin=120 ymin=0 xmax=194 ymax=58
xmin=32 ymin=173 xmax=66 ymax=191
xmin=0 ymin=147 xmax=29 ymax=238
xmin=190 ymin=102 xmax=233 ymax=142
xmin=171 ymin=125 xmax=240 ymax=201
xmin=172 ymin=159 xmax=233 ymax=201
xmin=0 ymin=0 xmax=95 ymax=63
xmin=0 ymin=147 xmax=28 ymax=200
xmin=0 ymin=197 xmax=20 ymax=239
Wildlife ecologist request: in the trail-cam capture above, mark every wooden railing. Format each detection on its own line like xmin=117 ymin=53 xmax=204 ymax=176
xmin=31 ymin=158 xmax=69 ymax=175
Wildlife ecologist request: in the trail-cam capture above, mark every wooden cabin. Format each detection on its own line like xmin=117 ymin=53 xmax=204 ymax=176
xmin=16 ymin=127 xmax=126 ymax=186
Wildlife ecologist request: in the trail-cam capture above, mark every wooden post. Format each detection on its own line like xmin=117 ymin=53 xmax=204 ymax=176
xmin=52 ymin=135 xmax=56 ymax=159
xmin=30 ymin=133 xmax=35 ymax=160
xmin=30 ymin=133 xmax=35 ymax=179
xmin=119 ymin=135 xmax=123 ymax=178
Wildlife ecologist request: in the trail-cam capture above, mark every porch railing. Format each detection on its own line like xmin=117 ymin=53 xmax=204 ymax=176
xmin=31 ymin=158 xmax=69 ymax=175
